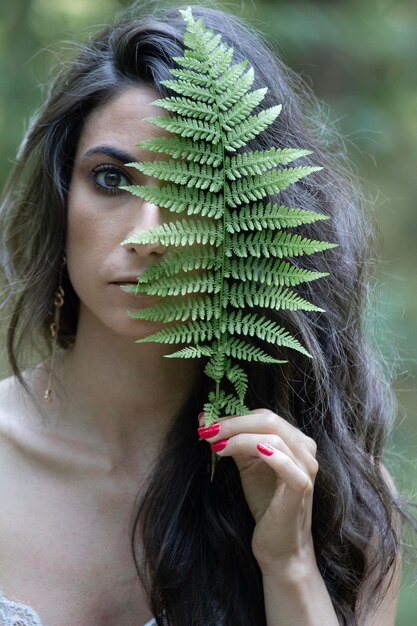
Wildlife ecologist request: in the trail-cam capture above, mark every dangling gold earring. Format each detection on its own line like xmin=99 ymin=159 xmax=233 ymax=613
xmin=44 ymin=257 xmax=66 ymax=402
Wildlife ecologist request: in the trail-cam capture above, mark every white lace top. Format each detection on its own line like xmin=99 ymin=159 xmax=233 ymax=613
xmin=0 ymin=588 xmax=156 ymax=626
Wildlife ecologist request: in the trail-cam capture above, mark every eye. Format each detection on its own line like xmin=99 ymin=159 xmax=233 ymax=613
xmin=91 ymin=164 xmax=131 ymax=194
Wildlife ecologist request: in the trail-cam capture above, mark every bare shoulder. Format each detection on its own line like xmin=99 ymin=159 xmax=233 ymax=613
xmin=0 ymin=372 xmax=44 ymax=467
xmin=0 ymin=367 xmax=47 ymax=432
xmin=0 ymin=374 xmax=29 ymax=464
xmin=0 ymin=374 xmax=20 ymax=432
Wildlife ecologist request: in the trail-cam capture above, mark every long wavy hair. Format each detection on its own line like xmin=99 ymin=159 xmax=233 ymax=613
xmin=0 ymin=3 xmax=409 ymax=624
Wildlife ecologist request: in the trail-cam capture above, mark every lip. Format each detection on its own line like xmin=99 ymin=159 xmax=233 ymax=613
xmin=112 ymin=282 xmax=159 ymax=300
xmin=110 ymin=278 xmax=140 ymax=284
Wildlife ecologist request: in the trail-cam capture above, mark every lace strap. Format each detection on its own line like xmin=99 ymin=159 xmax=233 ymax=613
xmin=0 ymin=588 xmax=156 ymax=626
xmin=0 ymin=588 xmax=44 ymax=626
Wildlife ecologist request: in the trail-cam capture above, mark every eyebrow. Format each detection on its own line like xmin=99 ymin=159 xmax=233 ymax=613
xmin=83 ymin=145 xmax=137 ymax=164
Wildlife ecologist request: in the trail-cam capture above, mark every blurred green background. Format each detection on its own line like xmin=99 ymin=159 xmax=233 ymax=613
xmin=0 ymin=0 xmax=416 ymax=621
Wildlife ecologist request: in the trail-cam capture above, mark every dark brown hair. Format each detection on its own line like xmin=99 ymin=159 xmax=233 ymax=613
xmin=0 ymin=3 xmax=410 ymax=624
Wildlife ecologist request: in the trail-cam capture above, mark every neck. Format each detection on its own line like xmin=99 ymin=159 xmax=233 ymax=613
xmin=37 ymin=309 xmax=203 ymax=469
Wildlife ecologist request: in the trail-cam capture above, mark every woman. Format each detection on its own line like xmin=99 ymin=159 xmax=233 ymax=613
xmin=0 ymin=3 xmax=409 ymax=625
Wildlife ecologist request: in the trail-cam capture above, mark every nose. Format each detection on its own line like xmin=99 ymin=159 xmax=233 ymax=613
xmin=122 ymin=200 xmax=167 ymax=257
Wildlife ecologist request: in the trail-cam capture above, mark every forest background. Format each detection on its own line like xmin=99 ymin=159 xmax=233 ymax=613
xmin=0 ymin=0 xmax=416 ymax=622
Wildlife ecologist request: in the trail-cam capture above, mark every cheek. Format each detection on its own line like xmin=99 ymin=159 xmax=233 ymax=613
xmin=65 ymin=192 xmax=107 ymax=283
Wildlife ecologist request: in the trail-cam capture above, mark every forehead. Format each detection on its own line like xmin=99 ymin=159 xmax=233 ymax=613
xmin=75 ymin=86 xmax=166 ymax=154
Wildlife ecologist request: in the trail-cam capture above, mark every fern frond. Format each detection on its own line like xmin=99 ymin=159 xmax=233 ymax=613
xmin=121 ymin=7 xmax=337 ymax=478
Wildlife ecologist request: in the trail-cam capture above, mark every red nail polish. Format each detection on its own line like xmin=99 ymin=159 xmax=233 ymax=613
xmin=257 ymin=443 xmax=274 ymax=456
xmin=197 ymin=424 xmax=220 ymax=439
xmin=211 ymin=439 xmax=228 ymax=452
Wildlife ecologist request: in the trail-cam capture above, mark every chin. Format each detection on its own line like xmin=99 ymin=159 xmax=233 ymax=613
xmin=109 ymin=316 xmax=169 ymax=341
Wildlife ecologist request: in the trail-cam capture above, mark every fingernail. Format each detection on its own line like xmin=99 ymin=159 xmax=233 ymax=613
xmin=211 ymin=439 xmax=228 ymax=452
xmin=197 ymin=411 xmax=205 ymax=420
xmin=197 ymin=423 xmax=221 ymax=439
xmin=257 ymin=443 xmax=274 ymax=456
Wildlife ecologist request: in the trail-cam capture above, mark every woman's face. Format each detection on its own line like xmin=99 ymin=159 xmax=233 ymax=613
xmin=66 ymin=86 xmax=175 ymax=338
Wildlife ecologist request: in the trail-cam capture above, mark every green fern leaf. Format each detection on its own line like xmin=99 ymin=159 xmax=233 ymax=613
xmin=159 ymin=79 xmax=215 ymax=102
xmin=124 ymin=271 xmax=221 ymax=297
xmin=224 ymin=256 xmax=329 ymax=287
xmin=137 ymin=137 xmax=223 ymax=166
xmin=145 ymin=115 xmax=221 ymax=143
xmin=123 ymin=219 xmax=222 ymax=248
xmin=225 ymin=148 xmax=313 ymax=179
xmin=137 ymin=247 xmax=220 ymax=283
xmin=128 ymin=160 xmax=223 ymax=192
xmin=227 ymin=230 xmax=337 ymax=258
xmin=220 ymin=88 xmax=267 ymax=130
xmin=226 ymin=363 xmax=249 ymax=402
xmin=222 ymin=310 xmax=311 ymax=356
xmin=136 ymin=318 xmax=218 ymax=345
xmin=164 ymin=345 xmax=215 ymax=359
xmin=224 ymin=106 xmax=282 ymax=150
xmin=228 ymin=281 xmax=324 ymax=312
xmin=173 ymin=44 xmax=233 ymax=76
xmin=128 ymin=295 xmax=217 ymax=322
xmin=222 ymin=337 xmax=287 ymax=363
xmin=225 ymin=203 xmax=329 ymax=233
xmin=226 ymin=167 xmax=322 ymax=207
xmin=121 ymin=185 xmax=224 ymax=218
xmin=121 ymin=7 xmax=337 ymax=477
xmin=152 ymin=97 xmax=218 ymax=122
xmin=216 ymin=60 xmax=249 ymax=92
xmin=204 ymin=349 xmax=228 ymax=383
xmin=169 ymin=67 xmax=213 ymax=86
xmin=218 ymin=66 xmax=255 ymax=110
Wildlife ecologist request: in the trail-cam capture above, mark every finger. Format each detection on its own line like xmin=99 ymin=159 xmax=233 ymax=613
xmin=199 ymin=410 xmax=316 ymax=458
xmin=256 ymin=443 xmax=314 ymax=495
xmin=210 ymin=433 xmax=297 ymax=465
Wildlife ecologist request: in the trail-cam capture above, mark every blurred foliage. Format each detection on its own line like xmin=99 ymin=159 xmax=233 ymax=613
xmin=0 ymin=0 xmax=416 ymax=621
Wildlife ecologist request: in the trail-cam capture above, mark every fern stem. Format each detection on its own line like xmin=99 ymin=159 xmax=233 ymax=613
xmin=207 ymin=42 xmax=229 ymax=480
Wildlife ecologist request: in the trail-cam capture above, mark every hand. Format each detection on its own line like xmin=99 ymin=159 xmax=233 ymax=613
xmin=197 ymin=409 xmax=319 ymax=573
